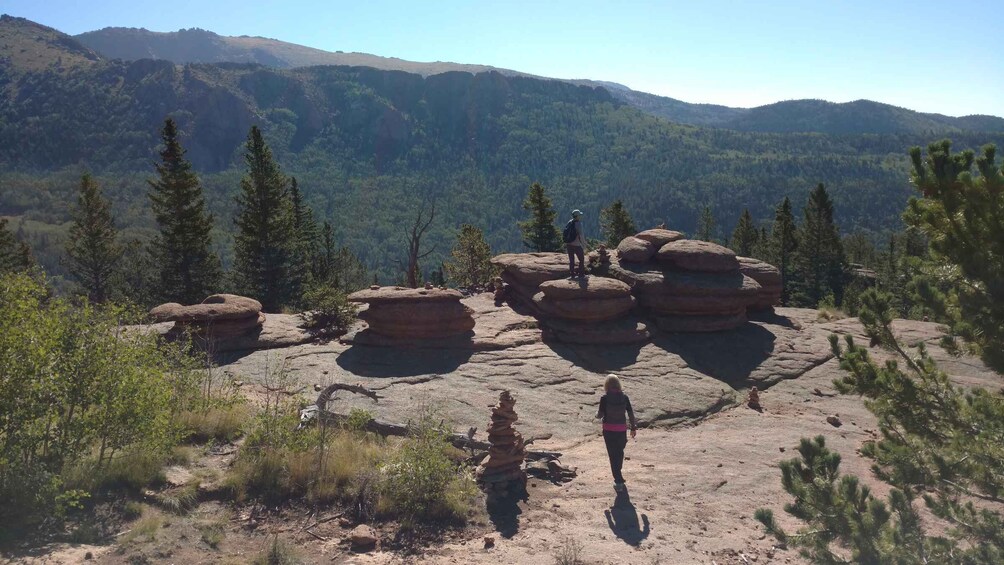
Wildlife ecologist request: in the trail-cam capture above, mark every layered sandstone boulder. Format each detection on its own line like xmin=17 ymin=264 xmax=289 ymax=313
xmin=737 ymin=256 xmax=782 ymax=310
xmin=491 ymin=252 xmax=569 ymax=302
xmin=347 ymin=286 xmax=475 ymax=340
xmin=616 ymin=236 xmax=656 ymax=263
xmin=150 ymin=294 xmax=265 ymax=338
xmin=634 ymin=229 xmax=684 ymax=248
xmin=608 ymin=231 xmax=773 ymax=332
xmin=533 ymin=276 xmax=635 ymax=322
xmin=656 ymin=240 xmax=740 ymax=272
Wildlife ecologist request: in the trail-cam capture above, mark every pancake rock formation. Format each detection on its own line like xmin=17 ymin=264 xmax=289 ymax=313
xmin=610 ymin=232 xmax=770 ymax=332
xmin=533 ymin=276 xmax=649 ymax=344
xmin=491 ymin=252 xmax=570 ymax=303
xmin=150 ymin=294 xmax=265 ymax=338
xmin=347 ymin=286 xmax=475 ymax=339
xmin=737 ymin=256 xmax=782 ymax=310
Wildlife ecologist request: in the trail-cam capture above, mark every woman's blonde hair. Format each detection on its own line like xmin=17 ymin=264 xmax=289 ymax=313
xmin=604 ymin=374 xmax=622 ymax=393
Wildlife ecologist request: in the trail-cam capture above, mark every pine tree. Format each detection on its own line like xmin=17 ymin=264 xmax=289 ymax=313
xmin=695 ymin=205 xmax=716 ymax=242
xmin=0 ymin=217 xmax=33 ymax=275
xmin=730 ymin=208 xmax=759 ymax=256
xmin=444 ymin=224 xmax=496 ymax=289
xmin=233 ymin=126 xmax=297 ymax=312
xmin=519 ymin=182 xmax=562 ymax=252
xmin=769 ymin=197 xmax=798 ymax=304
xmin=65 ymin=174 xmax=122 ymax=303
xmin=288 ymin=176 xmax=319 ymax=300
xmin=599 ymin=199 xmax=636 ymax=248
xmin=148 ymin=118 xmax=221 ymax=304
xmin=906 ymin=140 xmax=1004 ymax=371
xmin=757 ymin=141 xmax=1004 ymax=563
xmin=793 ymin=184 xmax=846 ymax=307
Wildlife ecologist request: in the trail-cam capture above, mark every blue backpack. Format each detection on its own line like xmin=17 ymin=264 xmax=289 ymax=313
xmin=562 ymin=219 xmax=578 ymax=244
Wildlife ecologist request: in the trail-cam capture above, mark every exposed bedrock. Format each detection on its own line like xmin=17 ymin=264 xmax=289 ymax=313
xmin=348 ymin=286 xmax=476 ymax=340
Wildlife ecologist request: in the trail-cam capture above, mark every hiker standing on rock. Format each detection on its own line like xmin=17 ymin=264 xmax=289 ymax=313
xmin=596 ymin=374 xmax=637 ymax=492
xmin=564 ymin=209 xmax=587 ymax=278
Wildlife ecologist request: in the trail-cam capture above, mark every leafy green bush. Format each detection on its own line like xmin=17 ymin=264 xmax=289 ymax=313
xmin=376 ymin=414 xmax=479 ymax=525
xmin=301 ymin=284 xmax=357 ymax=337
xmin=0 ymin=273 xmax=200 ymax=533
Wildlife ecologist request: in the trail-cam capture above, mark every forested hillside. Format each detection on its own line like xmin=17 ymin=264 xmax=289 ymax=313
xmin=2 ymin=15 xmax=1003 ymax=284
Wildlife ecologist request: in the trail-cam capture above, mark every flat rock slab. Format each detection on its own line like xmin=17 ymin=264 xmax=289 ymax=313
xmin=348 ymin=286 xmax=464 ymax=303
xmin=657 ymin=240 xmax=739 ymax=272
xmin=538 ymin=276 xmax=632 ymax=300
xmin=219 ymin=299 xmax=841 ymax=448
xmin=491 ymin=253 xmax=570 ymax=287
xmin=634 ymin=229 xmax=685 ymax=247
xmin=149 ymin=294 xmax=262 ymax=322
xmin=533 ymin=292 xmax=636 ymax=322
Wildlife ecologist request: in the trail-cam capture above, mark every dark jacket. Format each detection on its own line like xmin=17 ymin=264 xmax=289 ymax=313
xmin=597 ymin=391 xmax=637 ymax=431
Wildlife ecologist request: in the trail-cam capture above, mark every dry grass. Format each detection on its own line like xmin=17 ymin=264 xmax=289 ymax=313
xmin=177 ymin=405 xmax=248 ymax=443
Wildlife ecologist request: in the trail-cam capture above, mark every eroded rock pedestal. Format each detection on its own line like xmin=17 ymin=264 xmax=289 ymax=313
xmin=477 ymin=391 xmax=527 ymax=496
xmin=611 ymin=233 xmax=767 ymax=332
xmin=150 ymin=294 xmax=265 ymax=339
xmin=737 ymin=256 xmax=782 ymax=310
xmin=347 ymin=286 xmax=475 ymax=340
xmin=491 ymin=252 xmax=569 ymax=303
xmin=534 ymin=276 xmax=649 ymax=344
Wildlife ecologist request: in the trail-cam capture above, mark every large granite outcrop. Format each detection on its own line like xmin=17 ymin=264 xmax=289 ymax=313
xmin=348 ymin=286 xmax=475 ymax=340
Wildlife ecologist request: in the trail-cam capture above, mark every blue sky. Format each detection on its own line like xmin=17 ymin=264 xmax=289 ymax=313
xmin=4 ymin=0 xmax=1001 ymax=116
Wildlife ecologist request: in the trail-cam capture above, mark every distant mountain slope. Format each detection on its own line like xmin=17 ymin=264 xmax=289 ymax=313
xmin=74 ymin=26 xmax=537 ymax=78
xmin=0 ymin=15 xmax=100 ymax=73
xmin=3 ymin=15 xmax=1004 ymax=282
xmin=721 ymin=99 xmax=1004 ymax=135
xmin=71 ymin=24 xmax=1004 ymax=136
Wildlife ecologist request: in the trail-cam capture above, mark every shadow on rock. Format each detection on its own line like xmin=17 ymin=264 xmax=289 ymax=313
xmin=544 ymin=339 xmax=646 ymax=372
xmin=604 ymin=488 xmax=650 ymax=546
xmin=335 ymin=344 xmax=473 ymax=378
xmin=486 ymin=481 xmax=528 ymax=539
xmin=748 ymin=308 xmax=800 ymax=329
xmin=654 ymin=322 xmax=776 ymax=386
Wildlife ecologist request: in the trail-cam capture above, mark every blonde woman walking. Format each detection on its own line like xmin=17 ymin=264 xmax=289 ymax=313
xmin=596 ymin=374 xmax=637 ymax=492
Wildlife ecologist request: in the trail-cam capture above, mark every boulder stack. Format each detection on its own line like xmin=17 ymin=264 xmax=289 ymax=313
xmin=737 ymin=256 xmax=782 ymax=310
xmin=532 ymin=276 xmax=648 ymax=344
xmin=490 ymin=252 xmax=569 ymax=303
xmin=347 ymin=286 xmax=475 ymax=340
xmin=150 ymin=294 xmax=264 ymax=338
xmin=477 ymin=391 xmax=527 ymax=487
xmin=609 ymin=232 xmax=768 ymax=332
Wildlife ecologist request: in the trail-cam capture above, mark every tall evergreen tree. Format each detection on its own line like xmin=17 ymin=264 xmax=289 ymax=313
xmin=793 ymin=183 xmax=847 ymax=306
xmin=770 ymin=197 xmax=798 ymax=305
xmin=695 ymin=205 xmax=716 ymax=242
xmin=233 ymin=126 xmax=297 ymax=312
xmin=66 ymin=174 xmax=122 ymax=303
xmin=599 ymin=199 xmax=637 ymax=248
xmin=519 ymin=182 xmax=562 ymax=252
xmin=0 ymin=217 xmax=33 ymax=275
xmin=288 ymin=176 xmax=319 ymax=299
xmin=730 ymin=208 xmax=759 ymax=256
xmin=148 ymin=118 xmax=221 ymax=304
xmin=444 ymin=224 xmax=496 ymax=289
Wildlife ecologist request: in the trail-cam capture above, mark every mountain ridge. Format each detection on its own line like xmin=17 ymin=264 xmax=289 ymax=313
xmin=68 ymin=22 xmax=1004 ymax=135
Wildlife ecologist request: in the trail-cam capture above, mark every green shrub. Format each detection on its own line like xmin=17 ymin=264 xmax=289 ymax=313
xmin=376 ymin=415 xmax=479 ymax=525
xmin=302 ymin=284 xmax=357 ymax=336
xmin=251 ymin=535 xmax=301 ymax=565
xmin=0 ymin=272 xmax=201 ymax=532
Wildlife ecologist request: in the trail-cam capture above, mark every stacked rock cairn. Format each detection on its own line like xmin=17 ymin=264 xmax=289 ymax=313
xmin=477 ymin=391 xmax=527 ymax=495
xmin=149 ymin=294 xmax=264 ymax=340
xmin=347 ymin=286 xmax=475 ymax=340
